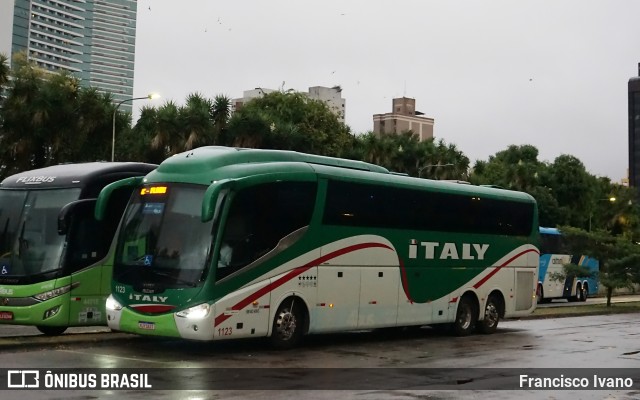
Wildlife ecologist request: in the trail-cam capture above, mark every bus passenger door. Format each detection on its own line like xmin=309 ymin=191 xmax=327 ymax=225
xmin=64 ymin=201 xmax=111 ymax=326
xmin=314 ymin=266 xmax=360 ymax=332
xmin=358 ymin=266 xmax=399 ymax=328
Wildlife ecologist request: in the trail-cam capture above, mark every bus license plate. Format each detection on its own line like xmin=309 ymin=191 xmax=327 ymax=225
xmin=0 ymin=311 xmax=13 ymax=320
xmin=138 ymin=321 xmax=155 ymax=330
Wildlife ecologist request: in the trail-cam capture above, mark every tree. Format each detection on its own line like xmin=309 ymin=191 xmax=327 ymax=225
xmin=0 ymin=53 xmax=118 ymax=174
xmin=349 ymin=132 xmax=469 ymax=179
xmin=119 ymin=106 xmax=165 ymax=163
xmin=149 ymin=100 xmax=181 ymax=157
xmin=559 ymin=226 xmax=640 ymax=306
xmin=470 ymin=144 xmax=543 ymax=192
xmin=126 ymin=93 xmax=231 ymax=162
xmin=0 ymin=53 xmax=9 ymax=90
xmin=212 ymin=95 xmax=231 ymax=145
xmin=547 ymin=155 xmax=598 ymax=229
xmin=225 ymin=91 xmax=352 ymax=156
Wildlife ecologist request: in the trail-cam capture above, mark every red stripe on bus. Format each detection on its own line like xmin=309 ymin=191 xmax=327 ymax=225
xmin=131 ymin=304 xmax=176 ymax=313
xmin=398 ymin=258 xmax=414 ymax=303
xmin=473 ymin=248 xmax=540 ymax=289
xmin=214 ymin=242 xmax=394 ymax=327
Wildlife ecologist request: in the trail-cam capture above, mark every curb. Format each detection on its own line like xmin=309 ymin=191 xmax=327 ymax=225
xmin=0 ymin=331 xmax=136 ymax=351
xmin=518 ymin=308 xmax=640 ymax=320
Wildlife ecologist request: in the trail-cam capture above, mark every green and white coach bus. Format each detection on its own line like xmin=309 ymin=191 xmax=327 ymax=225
xmin=0 ymin=162 xmax=156 ymax=335
xmin=101 ymin=147 xmax=539 ymax=347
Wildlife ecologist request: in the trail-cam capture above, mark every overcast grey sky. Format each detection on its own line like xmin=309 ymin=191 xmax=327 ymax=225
xmin=132 ymin=0 xmax=640 ymax=181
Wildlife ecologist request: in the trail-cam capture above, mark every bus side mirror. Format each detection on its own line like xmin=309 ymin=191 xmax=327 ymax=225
xmin=58 ymin=199 xmax=97 ymax=235
xmin=95 ymin=176 xmax=144 ymax=221
xmin=202 ymin=179 xmax=235 ymax=222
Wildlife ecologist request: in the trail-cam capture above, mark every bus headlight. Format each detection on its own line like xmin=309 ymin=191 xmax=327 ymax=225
xmin=33 ymin=284 xmax=73 ymax=301
xmin=176 ymin=303 xmax=210 ymax=319
xmin=106 ymin=295 xmax=123 ymax=311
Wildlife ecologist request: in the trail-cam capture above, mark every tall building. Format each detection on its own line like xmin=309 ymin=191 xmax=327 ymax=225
xmin=373 ymin=97 xmax=434 ymax=141
xmin=307 ymin=86 xmax=345 ymax=122
xmin=233 ymin=86 xmax=346 ymax=122
xmin=0 ymin=0 xmax=138 ymax=112
xmin=629 ymin=64 xmax=640 ymax=188
xmin=232 ymin=88 xmax=277 ymax=113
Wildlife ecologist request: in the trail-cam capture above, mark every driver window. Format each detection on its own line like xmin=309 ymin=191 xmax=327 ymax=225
xmin=65 ymin=187 xmax=132 ymax=272
xmin=216 ymin=181 xmax=316 ymax=280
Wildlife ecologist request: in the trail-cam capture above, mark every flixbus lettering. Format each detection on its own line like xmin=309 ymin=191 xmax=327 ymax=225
xmin=128 ymin=294 xmax=168 ymax=303
xmin=15 ymin=176 xmax=56 ymax=184
xmin=408 ymin=240 xmax=489 ymax=260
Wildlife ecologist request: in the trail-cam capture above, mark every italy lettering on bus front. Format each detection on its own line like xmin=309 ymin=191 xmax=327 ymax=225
xmin=408 ymin=240 xmax=489 ymax=260
xmin=128 ymin=294 xmax=168 ymax=303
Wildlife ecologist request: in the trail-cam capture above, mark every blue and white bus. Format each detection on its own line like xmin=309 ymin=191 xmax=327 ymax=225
xmin=536 ymin=227 xmax=599 ymax=303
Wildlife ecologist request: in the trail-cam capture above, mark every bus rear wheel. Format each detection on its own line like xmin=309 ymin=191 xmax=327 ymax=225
xmin=452 ymin=296 xmax=477 ymax=336
xmin=36 ymin=325 xmax=67 ymax=336
xmin=575 ymin=285 xmax=584 ymax=302
xmin=270 ymin=299 xmax=304 ymax=349
xmin=478 ymin=295 xmax=501 ymax=334
xmin=536 ymin=285 xmax=544 ymax=304
xmin=581 ymin=284 xmax=589 ymax=302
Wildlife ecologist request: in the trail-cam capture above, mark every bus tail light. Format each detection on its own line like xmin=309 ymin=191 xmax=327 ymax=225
xmin=176 ymin=303 xmax=210 ymax=319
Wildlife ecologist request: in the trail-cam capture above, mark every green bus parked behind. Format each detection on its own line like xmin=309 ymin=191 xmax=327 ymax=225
xmin=101 ymin=147 xmax=539 ymax=347
xmin=0 ymin=162 xmax=156 ymax=335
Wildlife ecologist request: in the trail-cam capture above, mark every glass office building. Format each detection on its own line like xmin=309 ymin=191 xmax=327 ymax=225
xmin=2 ymin=0 xmax=138 ymax=111
xmin=629 ymin=64 xmax=640 ymax=188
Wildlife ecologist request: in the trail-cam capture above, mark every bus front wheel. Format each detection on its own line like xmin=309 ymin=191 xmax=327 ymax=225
xmin=270 ymin=299 xmax=304 ymax=349
xmin=452 ymin=296 xmax=478 ymax=336
xmin=36 ymin=325 xmax=67 ymax=336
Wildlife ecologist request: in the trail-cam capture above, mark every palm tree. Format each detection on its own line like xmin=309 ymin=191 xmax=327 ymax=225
xmin=0 ymin=53 xmax=9 ymax=89
xmin=180 ymin=93 xmax=214 ymax=150
xmin=0 ymin=53 xmax=48 ymax=173
xmin=151 ymin=101 xmax=180 ymax=156
xmin=73 ymin=88 xmax=115 ymax=161
xmin=212 ymin=95 xmax=230 ymax=145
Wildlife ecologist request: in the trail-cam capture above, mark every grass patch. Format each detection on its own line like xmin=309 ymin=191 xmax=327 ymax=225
xmin=529 ymin=301 xmax=640 ymax=318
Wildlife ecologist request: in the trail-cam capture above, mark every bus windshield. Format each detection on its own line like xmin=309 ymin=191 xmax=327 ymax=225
xmin=0 ymin=188 xmax=81 ymax=279
xmin=113 ymin=184 xmax=214 ymax=287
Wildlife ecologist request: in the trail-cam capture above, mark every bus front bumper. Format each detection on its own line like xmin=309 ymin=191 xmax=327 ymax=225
xmin=0 ymin=297 xmax=68 ymax=326
xmin=106 ymin=296 xmax=215 ymax=340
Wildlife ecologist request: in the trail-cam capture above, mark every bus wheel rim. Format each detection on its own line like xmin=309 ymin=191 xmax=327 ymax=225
xmin=458 ymin=304 xmax=472 ymax=330
xmin=276 ymin=310 xmax=296 ymax=340
xmin=485 ymin=303 xmax=498 ymax=327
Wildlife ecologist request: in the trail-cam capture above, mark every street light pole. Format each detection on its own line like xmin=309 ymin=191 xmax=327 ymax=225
xmin=418 ymin=163 xmax=454 ymax=178
xmin=111 ymin=94 xmax=156 ymax=162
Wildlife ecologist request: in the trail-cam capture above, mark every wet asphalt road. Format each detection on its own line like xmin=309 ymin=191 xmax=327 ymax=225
xmin=0 ymin=311 xmax=639 ymax=399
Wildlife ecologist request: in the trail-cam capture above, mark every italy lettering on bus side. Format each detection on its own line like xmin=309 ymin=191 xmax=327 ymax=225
xmin=408 ymin=239 xmax=489 ymax=260
xmin=128 ymin=294 xmax=167 ymax=303
xmin=15 ymin=176 xmax=56 ymax=184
